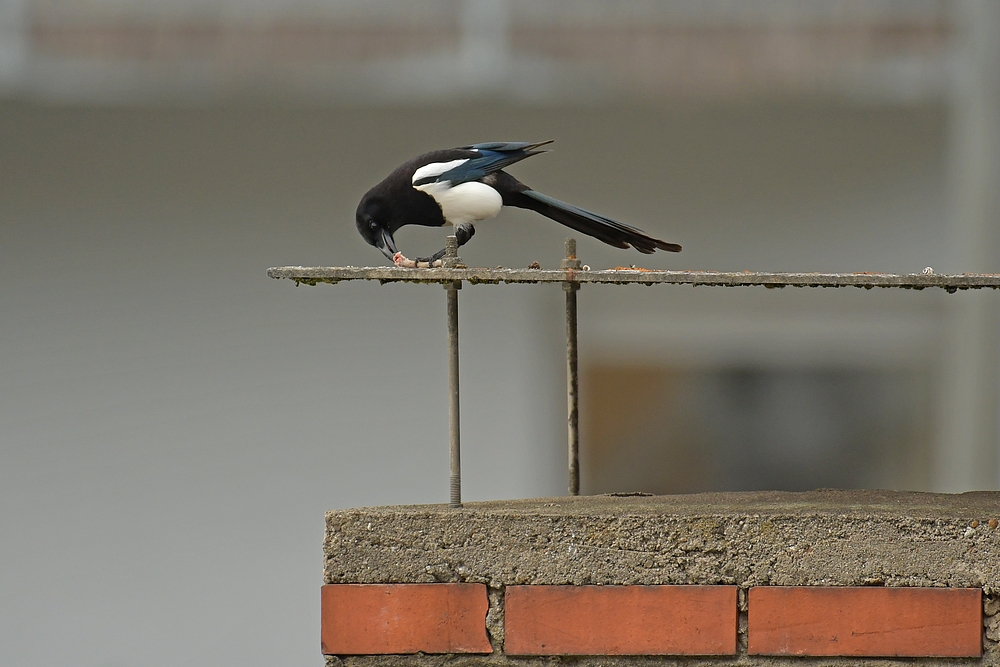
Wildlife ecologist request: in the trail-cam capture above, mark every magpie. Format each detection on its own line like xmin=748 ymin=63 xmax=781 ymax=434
xmin=356 ymin=141 xmax=681 ymax=267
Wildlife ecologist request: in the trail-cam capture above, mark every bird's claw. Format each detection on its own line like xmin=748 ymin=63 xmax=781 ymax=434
xmin=393 ymin=252 xmax=442 ymax=269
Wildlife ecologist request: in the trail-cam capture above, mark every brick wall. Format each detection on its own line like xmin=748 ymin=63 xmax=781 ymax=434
xmin=321 ymin=490 xmax=1000 ymax=665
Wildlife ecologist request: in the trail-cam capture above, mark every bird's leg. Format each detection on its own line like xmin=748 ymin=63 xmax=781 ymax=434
xmin=414 ymin=224 xmax=477 ymax=264
xmin=412 ymin=249 xmax=446 ymax=264
xmin=455 ymin=222 xmax=476 ymax=247
xmin=394 ymin=224 xmax=477 ymax=268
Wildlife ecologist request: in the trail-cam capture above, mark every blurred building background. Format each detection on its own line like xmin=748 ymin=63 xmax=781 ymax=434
xmin=2 ymin=1 xmax=999 ymax=666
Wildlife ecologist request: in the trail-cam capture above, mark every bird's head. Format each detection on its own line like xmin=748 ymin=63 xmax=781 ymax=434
xmin=355 ymin=195 xmax=398 ymax=262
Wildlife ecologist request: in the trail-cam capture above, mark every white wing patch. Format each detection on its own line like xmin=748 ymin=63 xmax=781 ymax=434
xmin=415 ymin=180 xmax=503 ymax=225
xmin=412 ymin=159 xmax=469 ymax=185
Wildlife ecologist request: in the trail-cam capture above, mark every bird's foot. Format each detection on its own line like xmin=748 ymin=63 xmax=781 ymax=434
xmin=402 ymin=228 xmax=472 ymax=268
xmin=393 ymin=252 xmax=442 ymax=269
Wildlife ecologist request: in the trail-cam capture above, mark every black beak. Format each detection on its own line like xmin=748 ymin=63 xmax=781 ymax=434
xmin=375 ymin=229 xmax=398 ymax=261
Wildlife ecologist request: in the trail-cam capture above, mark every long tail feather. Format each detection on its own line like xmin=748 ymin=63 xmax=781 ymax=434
xmin=516 ymin=189 xmax=681 ymax=254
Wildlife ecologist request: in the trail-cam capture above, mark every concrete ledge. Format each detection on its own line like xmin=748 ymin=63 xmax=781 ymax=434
xmin=323 ymin=490 xmax=1000 ymax=666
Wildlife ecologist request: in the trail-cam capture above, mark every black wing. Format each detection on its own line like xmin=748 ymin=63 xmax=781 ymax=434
xmin=413 ymin=140 xmax=553 ymax=187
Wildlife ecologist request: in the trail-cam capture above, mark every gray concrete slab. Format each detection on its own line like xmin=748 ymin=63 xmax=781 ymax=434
xmin=325 ymin=490 xmax=1000 ymax=589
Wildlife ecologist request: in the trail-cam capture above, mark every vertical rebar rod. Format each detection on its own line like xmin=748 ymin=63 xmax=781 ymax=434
xmin=561 ymin=238 xmax=582 ymax=496
xmin=443 ymin=236 xmax=463 ymax=508
xmin=446 ymin=285 xmax=461 ymax=506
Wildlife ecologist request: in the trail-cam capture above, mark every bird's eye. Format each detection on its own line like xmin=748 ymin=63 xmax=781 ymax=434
xmin=369 ymin=221 xmax=378 ymax=231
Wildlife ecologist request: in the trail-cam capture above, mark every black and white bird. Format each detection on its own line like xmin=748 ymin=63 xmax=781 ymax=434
xmin=356 ymin=141 xmax=681 ymax=267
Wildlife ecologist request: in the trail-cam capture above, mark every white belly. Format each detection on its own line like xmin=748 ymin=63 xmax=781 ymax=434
xmin=415 ymin=181 xmax=503 ymax=226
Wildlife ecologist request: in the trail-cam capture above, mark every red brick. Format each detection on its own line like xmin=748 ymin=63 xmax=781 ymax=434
xmin=321 ymin=583 xmax=491 ymax=655
xmin=504 ymin=585 xmax=737 ymax=655
xmin=748 ymin=586 xmax=982 ymax=657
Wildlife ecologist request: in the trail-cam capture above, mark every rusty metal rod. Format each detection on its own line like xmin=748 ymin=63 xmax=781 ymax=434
xmin=561 ymin=239 xmax=582 ymax=496
xmin=446 ymin=284 xmax=461 ymax=507
xmin=565 ymin=287 xmax=579 ymax=495
xmin=268 ymin=267 xmax=1000 ymax=291
xmin=443 ymin=236 xmax=463 ymax=508
xmin=267 ymin=261 xmax=1000 ymax=501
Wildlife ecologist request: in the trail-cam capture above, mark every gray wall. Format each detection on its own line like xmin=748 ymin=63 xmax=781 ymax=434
xmin=0 ymin=101 xmax=956 ymax=666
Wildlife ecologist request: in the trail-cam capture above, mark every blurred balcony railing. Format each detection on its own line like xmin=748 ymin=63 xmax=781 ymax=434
xmin=5 ymin=0 xmax=953 ymax=104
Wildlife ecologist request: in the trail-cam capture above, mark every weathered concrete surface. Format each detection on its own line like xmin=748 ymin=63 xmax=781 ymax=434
xmin=326 ymin=490 xmax=1000 ymax=590
xmin=324 ymin=490 xmax=1000 ymax=666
